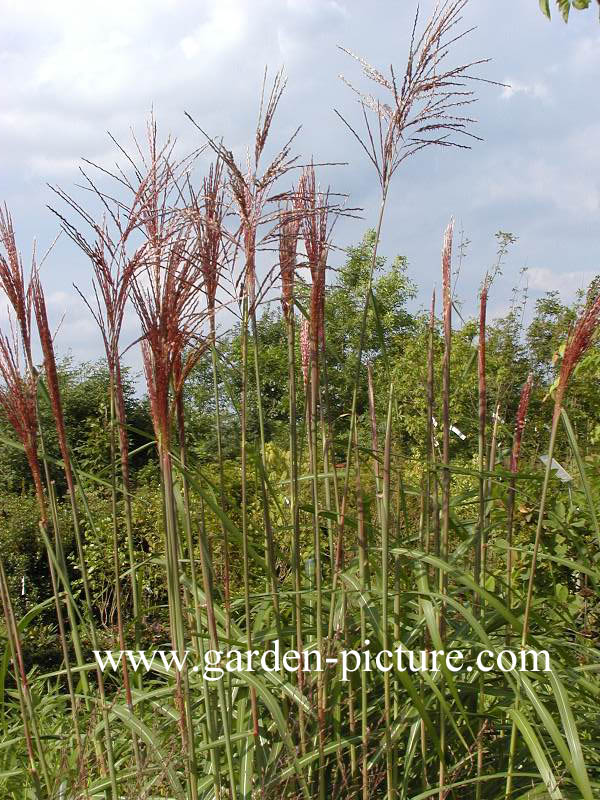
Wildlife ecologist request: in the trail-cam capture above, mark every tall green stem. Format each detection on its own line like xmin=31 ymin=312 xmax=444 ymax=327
xmin=0 ymin=558 xmax=49 ymax=797
xmin=286 ymin=308 xmax=306 ymax=753
xmin=210 ymin=315 xmax=231 ymax=642
xmin=240 ymin=297 xmax=260 ymax=756
xmin=109 ymin=384 xmax=142 ymax=778
xmin=250 ymin=309 xmax=283 ymax=635
xmin=114 ymin=359 xmax=142 ymax=651
xmin=308 ymin=316 xmax=325 ymax=800
xmin=381 ymin=382 xmax=394 ymax=800
xmin=333 ymin=181 xmax=388 ymax=594
xmin=506 ymin=402 xmax=560 ymax=800
xmin=353 ymin=426 xmax=369 ymax=800
xmin=161 ymin=445 xmax=198 ymax=800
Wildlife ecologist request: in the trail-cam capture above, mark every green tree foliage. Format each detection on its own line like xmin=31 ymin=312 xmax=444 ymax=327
xmin=320 ymin=230 xmax=416 ymax=424
xmin=185 ymin=230 xmax=417 ymax=457
xmin=0 ymin=358 xmax=155 ymax=494
xmin=539 ymin=0 xmax=599 ymax=22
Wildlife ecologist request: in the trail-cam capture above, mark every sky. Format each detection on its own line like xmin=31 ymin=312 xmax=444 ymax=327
xmin=0 ymin=0 xmax=598 ymax=369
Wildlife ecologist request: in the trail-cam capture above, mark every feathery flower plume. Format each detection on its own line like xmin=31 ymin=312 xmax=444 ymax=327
xmin=295 ymin=165 xmax=330 ymax=347
xmin=186 ymin=68 xmax=300 ymax=309
xmin=300 ymin=317 xmax=310 ymax=388
xmin=0 ymin=328 xmax=45 ymax=521
xmin=338 ymin=0 xmax=488 ymax=188
xmin=30 ymin=268 xmax=76 ymax=494
xmin=133 ymin=244 xmax=204 ymax=449
xmin=0 ymin=208 xmax=42 ymax=507
xmin=170 ymin=338 xmax=207 ymax=427
xmin=255 ymin=67 xmax=286 ymax=167
xmin=189 ymin=157 xmax=226 ymax=320
xmin=58 ymin=220 xmax=144 ymax=370
xmin=0 ymin=206 xmax=33 ymax=365
xmin=442 ymin=220 xmax=454 ymax=335
xmin=141 ymin=339 xmax=160 ymax=441
xmin=554 ymin=291 xmax=600 ymax=419
xmin=510 ymin=373 xmax=534 ymax=474
xmin=279 ymin=204 xmax=300 ymax=321
xmin=130 ymin=136 xmax=207 ymax=450
xmin=73 ymin=226 xmax=145 ymax=478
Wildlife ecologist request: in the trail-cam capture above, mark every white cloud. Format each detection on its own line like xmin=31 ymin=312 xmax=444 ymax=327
xmin=474 ymin=122 xmax=600 ymax=221
xmin=180 ymin=0 xmax=246 ymax=60
xmin=527 ymin=267 xmax=597 ymax=297
xmin=572 ymin=33 xmax=600 ymax=70
xmin=501 ymin=78 xmax=551 ymax=101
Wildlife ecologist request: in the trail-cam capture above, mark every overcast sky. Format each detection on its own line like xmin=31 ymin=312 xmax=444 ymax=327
xmin=0 ymin=0 xmax=598 ymax=368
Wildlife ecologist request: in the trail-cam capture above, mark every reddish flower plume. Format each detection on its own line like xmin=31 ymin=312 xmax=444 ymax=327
xmin=511 ymin=373 xmax=533 ymax=474
xmin=186 ymin=68 xmax=299 ymax=310
xmin=30 ymin=268 xmax=74 ymax=495
xmin=0 ymin=328 xmax=45 ymax=520
xmin=130 ymin=142 xmax=208 ymax=449
xmin=555 ymin=291 xmax=600 ymax=417
xmin=279 ymin=205 xmax=300 ymax=321
xmin=294 ymin=166 xmax=330 ymax=346
xmin=0 ymin=206 xmax=33 ymax=365
xmin=189 ymin=158 xmax=226 ymax=317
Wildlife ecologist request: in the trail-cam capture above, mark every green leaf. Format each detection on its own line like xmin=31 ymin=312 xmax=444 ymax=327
xmin=520 ymin=673 xmax=592 ymax=800
xmin=400 ymin=721 xmax=421 ymax=800
xmin=540 ymin=0 xmax=551 ymax=16
xmin=557 ymin=0 xmax=571 ymax=21
xmin=561 ymin=408 xmax=600 ymax=547
xmin=555 ymin=583 xmax=568 ymax=602
xmin=106 ymin=704 xmax=185 ymax=798
xmin=547 ymin=670 xmax=594 ymax=800
xmin=238 ymin=670 xmax=311 ymax=799
xmin=509 ymin=708 xmax=564 ymax=799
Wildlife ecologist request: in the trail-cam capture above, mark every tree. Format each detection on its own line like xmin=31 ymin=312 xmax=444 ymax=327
xmin=319 ymin=230 xmax=416 ymax=427
xmin=185 ymin=230 xmax=417 ymax=457
xmin=0 ymin=358 xmax=155 ymax=495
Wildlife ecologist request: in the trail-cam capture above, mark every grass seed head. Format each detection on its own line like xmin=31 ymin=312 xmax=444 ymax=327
xmin=441 ymin=218 xmax=454 ymax=331
xmin=130 ymin=142 xmax=208 ymax=450
xmin=295 ymin=166 xmax=330 ymax=346
xmin=0 ymin=328 xmax=45 ymax=520
xmin=279 ymin=204 xmax=300 ymax=321
xmin=189 ymin=158 xmax=226 ymax=319
xmin=511 ymin=372 xmax=533 ymax=473
xmin=339 ymin=0 xmax=487 ymax=187
xmin=555 ymin=291 xmax=600 ymax=414
xmin=31 ymin=267 xmax=75 ymax=497
xmin=0 ymin=206 xmax=33 ymax=365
